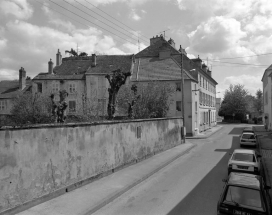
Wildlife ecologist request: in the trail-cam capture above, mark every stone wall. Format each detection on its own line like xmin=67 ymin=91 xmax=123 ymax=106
xmin=0 ymin=117 xmax=182 ymax=213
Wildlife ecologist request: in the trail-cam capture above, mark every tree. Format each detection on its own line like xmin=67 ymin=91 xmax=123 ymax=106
xmin=254 ymin=89 xmax=263 ymax=115
xmin=11 ymin=92 xmax=52 ymax=125
xmin=79 ymin=52 xmax=88 ymax=57
xmin=65 ymin=48 xmax=78 ymax=57
xmin=105 ymin=69 xmax=131 ymax=119
xmin=116 ymin=81 xmax=175 ymax=119
xmin=219 ymin=84 xmax=249 ymax=120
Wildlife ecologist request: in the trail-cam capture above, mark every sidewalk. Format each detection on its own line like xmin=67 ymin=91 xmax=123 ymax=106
xmin=187 ymin=124 xmax=223 ymax=139
xmin=253 ymin=126 xmax=272 ymax=205
xmin=4 ymin=125 xmax=222 ymax=215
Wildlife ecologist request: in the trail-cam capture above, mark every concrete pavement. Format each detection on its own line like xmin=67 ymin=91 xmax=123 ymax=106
xmin=2 ymin=125 xmax=223 ymax=215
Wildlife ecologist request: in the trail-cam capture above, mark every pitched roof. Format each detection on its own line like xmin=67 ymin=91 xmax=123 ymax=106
xmin=131 ymin=57 xmax=196 ymax=82
xmin=0 ymin=80 xmax=32 ymax=99
xmin=33 ymin=55 xmax=134 ymax=80
xmin=86 ymin=55 xmax=133 ymax=75
xmin=261 ymin=64 xmax=272 ymax=81
xmin=136 ymin=38 xmax=179 ymax=58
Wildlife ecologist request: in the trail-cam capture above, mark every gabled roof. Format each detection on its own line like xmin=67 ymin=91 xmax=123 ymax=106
xmin=0 ymin=80 xmax=32 ymax=99
xmin=86 ymin=55 xmax=133 ymax=75
xmin=261 ymin=64 xmax=272 ymax=81
xmin=33 ymin=55 xmax=134 ymax=80
xmin=131 ymin=57 xmax=196 ymax=82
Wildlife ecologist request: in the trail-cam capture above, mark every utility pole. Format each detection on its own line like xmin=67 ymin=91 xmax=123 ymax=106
xmin=181 ymin=48 xmax=186 ymax=143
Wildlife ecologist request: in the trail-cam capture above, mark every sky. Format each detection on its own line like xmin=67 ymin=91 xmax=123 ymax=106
xmin=1 ymin=0 xmax=272 ymax=98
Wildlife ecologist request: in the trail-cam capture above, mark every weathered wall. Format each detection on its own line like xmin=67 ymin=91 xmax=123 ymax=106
xmin=0 ymin=117 xmax=182 ymax=212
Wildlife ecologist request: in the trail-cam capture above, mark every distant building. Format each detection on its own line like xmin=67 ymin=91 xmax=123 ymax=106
xmin=0 ymin=68 xmax=32 ymax=115
xmin=216 ymin=98 xmax=221 ymax=121
xmin=261 ymin=65 xmax=272 ymax=130
xmin=32 ymin=50 xmax=134 ymax=116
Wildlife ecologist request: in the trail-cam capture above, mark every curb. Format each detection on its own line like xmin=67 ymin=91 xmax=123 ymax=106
xmin=186 ymin=126 xmax=223 ymax=139
xmin=84 ymin=143 xmax=197 ymax=215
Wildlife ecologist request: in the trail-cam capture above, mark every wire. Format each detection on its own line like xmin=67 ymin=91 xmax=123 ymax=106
xmin=43 ymin=0 xmax=141 ymax=45
xmin=61 ymin=0 xmax=143 ymax=43
xmin=210 ymin=60 xmax=269 ymax=67
xmin=74 ymin=0 xmax=149 ymax=43
xmin=83 ymin=0 xmax=150 ymax=41
xmin=212 ymin=52 xmax=272 ymax=60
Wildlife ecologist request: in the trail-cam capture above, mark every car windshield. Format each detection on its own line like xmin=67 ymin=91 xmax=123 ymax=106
xmin=242 ymin=134 xmax=255 ymax=139
xmin=224 ymin=186 xmax=264 ymax=211
xmin=232 ymin=153 xmax=256 ymax=162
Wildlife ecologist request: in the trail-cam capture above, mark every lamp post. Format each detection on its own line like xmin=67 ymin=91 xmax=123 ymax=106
xmin=181 ymin=51 xmax=186 ymax=143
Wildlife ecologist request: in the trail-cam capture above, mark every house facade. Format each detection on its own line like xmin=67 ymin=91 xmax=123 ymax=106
xmin=261 ymin=65 xmax=272 ymax=130
xmin=0 ymin=67 xmax=31 ymax=115
xmin=32 ymin=50 xmax=134 ymax=116
xmin=134 ymin=35 xmax=218 ymax=136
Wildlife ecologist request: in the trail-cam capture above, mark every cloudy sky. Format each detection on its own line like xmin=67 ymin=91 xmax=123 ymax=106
xmin=1 ymin=0 xmax=272 ymax=98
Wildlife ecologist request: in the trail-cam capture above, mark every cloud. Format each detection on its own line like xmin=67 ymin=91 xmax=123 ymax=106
xmin=130 ymin=9 xmax=141 ymax=21
xmin=123 ymin=42 xmax=147 ymax=53
xmin=0 ymin=0 xmax=33 ymax=20
xmin=244 ymin=15 xmax=272 ymax=35
xmin=188 ymin=16 xmax=247 ymax=53
xmin=0 ymin=68 xmax=18 ymax=81
xmin=0 ymin=20 xmax=130 ymax=80
xmin=222 ymin=74 xmax=262 ymax=96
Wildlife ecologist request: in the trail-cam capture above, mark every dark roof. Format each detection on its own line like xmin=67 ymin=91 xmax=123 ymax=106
xmin=0 ymin=80 xmax=32 ymax=99
xmin=33 ymin=55 xmax=134 ymax=80
xmin=136 ymin=38 xmax=180 ymax=58
xmin=86 ymin=55 xmax=133 ymax=75
xmin=131 ymin=57 xmax=196 ymax=82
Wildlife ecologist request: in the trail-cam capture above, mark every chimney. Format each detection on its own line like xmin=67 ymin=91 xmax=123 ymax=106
xmin=207 ymin=68 xmax=212 ymax=77
xmin=56 ymin=49 xmax=62 ymax=66
xmin=48 ymin=59 xmax=54 ymax=74
xmin=150 ymin=35 xmax=164 ymax=46
xmin=202 ymin=64 xmax=208 ymax=72
xmin=191 ymin=55 xmax=202 ymax=68
xmin=19 ymin=67 xmax=26 ymax=90
xmin=168 ymin=38 xmax=175 ymax=48
xmin=179 ymin=45 xmax=187 ymax=56
xmin=91 ymin=54 xmax=97 ymax=67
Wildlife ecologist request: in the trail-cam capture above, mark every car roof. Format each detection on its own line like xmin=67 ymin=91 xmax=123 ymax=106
xmin=233 ymin=149 xmax=255 ymax=154
xmin=243 ymin=127 xmax=254 ymax=132
xmin=241 ymin=132 xmax=255 ymax=135
xmin=228 ymin=172 xmax=260 ymax=189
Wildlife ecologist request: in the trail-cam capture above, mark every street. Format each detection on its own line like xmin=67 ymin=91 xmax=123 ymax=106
xmin=92 ymin=124 xmax=246 ymax=215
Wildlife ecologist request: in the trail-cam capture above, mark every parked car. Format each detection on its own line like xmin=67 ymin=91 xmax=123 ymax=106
xmin=217 ymin=172 xmax=271 ymax=215
xmin=228 ymin=149 xmax=261 ymax=175
xmin=242 ymin=127 xmax=255 ymax=135
xmin=240 ymin=132 xmax=257 ymax=147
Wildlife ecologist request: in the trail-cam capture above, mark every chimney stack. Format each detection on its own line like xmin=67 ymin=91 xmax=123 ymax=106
xmin=168 ymin=38 xmax=175 ymax=48
xmin=150 ymin=35 xmax=164 ymax=46
xmin=19 ymin=67 xmax=26 ymax=90
xmin=48 ymin=59 xmax=54 ymax=74
xmin=91 ymin=54 xmax=97 ymax=67
xmin=191 ymin=55 xmax=202 ymax=68
xmin=56 ymin=49 xmax=62 ymax=66
xmin=202 ymin=64 xmax=208 ymax=72
xmin=207 ymin=68 xmax=212 ymax=77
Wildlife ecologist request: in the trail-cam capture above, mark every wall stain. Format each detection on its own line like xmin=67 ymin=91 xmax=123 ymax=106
xmin=0 ymin=153 xmax=16 ymax=170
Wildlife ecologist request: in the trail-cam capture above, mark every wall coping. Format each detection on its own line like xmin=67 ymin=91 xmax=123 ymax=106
xmin=0 ymin=117 xmax=183 ymax=131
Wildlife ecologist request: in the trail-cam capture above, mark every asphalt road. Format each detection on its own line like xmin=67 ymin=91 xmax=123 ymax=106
xmin=92 ymin=124 xmax=247 ymax=215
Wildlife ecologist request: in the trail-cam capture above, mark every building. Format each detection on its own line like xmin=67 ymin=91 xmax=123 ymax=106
xmin=32 ymin=50 xmax=135 ymax=116
xmin=261 ymin=65 xmax=272 ymax=130
xmin=216 ymin=98 xmax=222 ymax=121
xmin=0 ymin=67 xmax=32 ymax=115
xmin=135 ymin=35 xmax=218 ymax=136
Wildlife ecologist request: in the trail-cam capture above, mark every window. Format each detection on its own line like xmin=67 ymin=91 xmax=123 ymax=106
xmin=200 ymin=92 xmax=202 ymax=104
xmin=52 ymin=82 xmax=59 ymax=93
xmin=199 ymin=76 xmax=202 ymax=87
xmin=68 ymin=101 xmax=76 ymax=113
xmin=37 ymin=83 xmax=42 ymax=93
xmin=0 ymin=100 xmax=7 ymax=110
xmin=176 ymin=82 xmax=181 ymax=91
xmin=136 ymin=126 xmax=142 ymax=139
xmin=176 ymin=101 xmax=181 ymax=111
xmin=69 ymin=83 xmax=76 ymax=93
xmin=195 ymin=101 xmax=197 ymax=112
xmin=203 ymin=93 xmax=205 ymax=105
